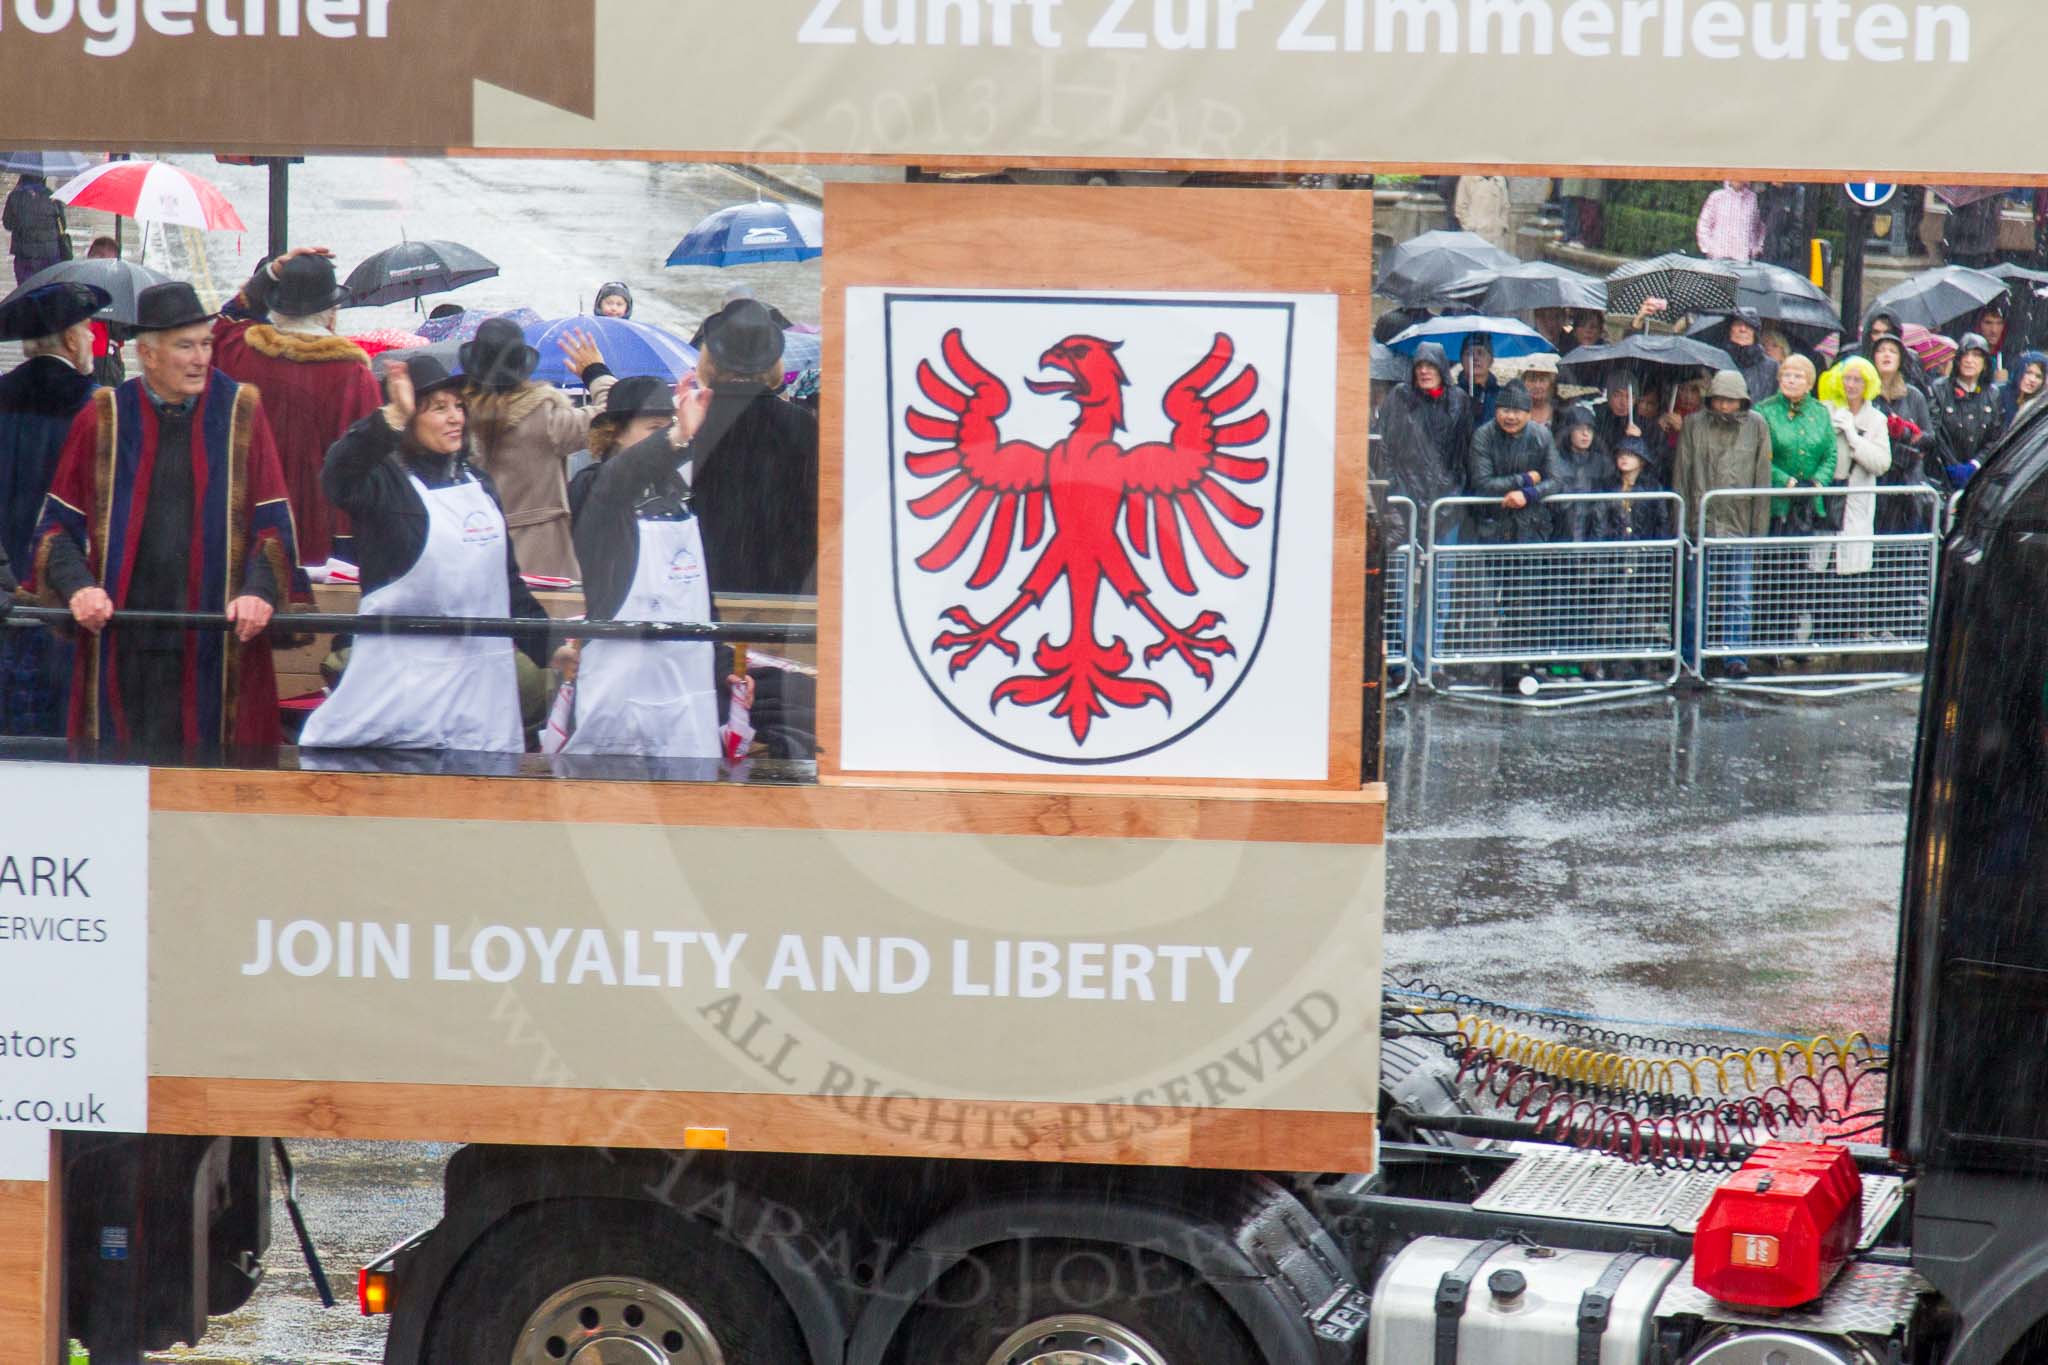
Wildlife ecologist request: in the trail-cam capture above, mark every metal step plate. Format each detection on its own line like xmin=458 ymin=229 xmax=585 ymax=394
xmin=1655 ymin=1258 xmax=1930 ymax=1334
xmin=1472 ymin=1150 xmax=1905 ymax=1247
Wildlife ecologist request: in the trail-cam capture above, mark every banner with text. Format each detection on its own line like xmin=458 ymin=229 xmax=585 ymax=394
xmin=0 ymin=0 xmax=2036 ymax=174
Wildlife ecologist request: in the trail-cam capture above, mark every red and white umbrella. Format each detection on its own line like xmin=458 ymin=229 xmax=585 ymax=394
xmin=52 ymin=160 xmax=246 ymax=232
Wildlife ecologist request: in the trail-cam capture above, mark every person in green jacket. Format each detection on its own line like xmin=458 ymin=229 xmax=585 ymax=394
xmin=1755 ymin=354 xmax=1836 ymax=528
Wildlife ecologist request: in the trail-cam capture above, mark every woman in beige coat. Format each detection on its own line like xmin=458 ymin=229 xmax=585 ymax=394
xmin=1817 ymin=355 xmax=1892 ymax=579
xmin=458 ymin=318 xmax=616 ymax=581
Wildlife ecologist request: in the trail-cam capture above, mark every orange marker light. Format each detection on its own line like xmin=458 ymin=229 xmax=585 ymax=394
xmin=683 ymin=1127 xmax=729 ymax=1150
xmin=358 ymin=1266 xmax=392 ymax=1316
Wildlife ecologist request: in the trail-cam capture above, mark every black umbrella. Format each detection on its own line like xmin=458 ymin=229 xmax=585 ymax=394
xmin=343 ymin=239 xmax=499 ymax=308
xmin=1472 ymin=260 xmax=1608 ymax=315
xmin=1558 ymin=334 xmax=1737 ymax=385
xmin=0 ymin=151 xmax=93 ymax=179
xmin=1370 ymin=340 xmax=1405 ymax=383
xmin=1687 ymin=260 xmax=1842 ymax=343
xmin=1861 ymin=265 xmax=2005 ymax=332
xmin=1375 ymin=230 xmax=1519 ymax=307
xmin=1605 ymin=253 xmax=1740 ymax=321
xmin=4 ymin=256 xmax=174 ymax=324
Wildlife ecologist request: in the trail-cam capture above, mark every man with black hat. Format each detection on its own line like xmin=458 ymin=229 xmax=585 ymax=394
xmin=567 ymin=377 xmax=675 ymax=523
xmin=31 ymin=281 xmax=305 ymax=750
xmin=682 ymin=295 xmax=818 ymax=596
xmin=1467 ymin=380 xmax=1567 ymax=546
xmin=212 ymin=246 xmax=383 ymax=569
xmin=0 ymin=281 xmax=104 ymax=734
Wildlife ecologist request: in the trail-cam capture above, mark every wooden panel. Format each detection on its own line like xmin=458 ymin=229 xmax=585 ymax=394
xmin=821 ymin=183 xmax=1372 ymax=791
xmin=148 ymin=768 xmax=1385 ymax=845
xmin=150 ymin=1077 xmax=1372 ymax=1174
xmin=0 ymin=1174 xmax=60 ymax=1365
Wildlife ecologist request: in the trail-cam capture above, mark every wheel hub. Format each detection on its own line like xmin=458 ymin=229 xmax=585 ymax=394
xmin=989 ymin=1314 xmax=1171 ymax=1365
xmin=512 ymin=1276 xmax=724 ymax=1365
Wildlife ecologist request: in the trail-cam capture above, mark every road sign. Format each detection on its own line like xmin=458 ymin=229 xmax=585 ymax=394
xmin=1845 ymin=182 xmax=1898 ymax=210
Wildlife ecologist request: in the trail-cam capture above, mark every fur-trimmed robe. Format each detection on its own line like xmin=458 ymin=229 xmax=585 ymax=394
xmin=31 ymin=373 xmax=306 ymax=746
xmin=212 ymin=319 xmax=382 ymax=567
xmin=465 ymin=374 xmax=613 ymax=581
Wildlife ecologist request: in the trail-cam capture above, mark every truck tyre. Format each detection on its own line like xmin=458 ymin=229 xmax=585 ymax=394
xmin=893 ymin=1239 xmax=1262 ymax=1365
xmin=419 ymin=1198 xmax=807 ymax=1365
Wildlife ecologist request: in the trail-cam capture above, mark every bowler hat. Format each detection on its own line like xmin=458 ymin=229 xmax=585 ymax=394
xmin=600 ymin=375 xmax=676 ymax=421
xmin=459 ymin=317 xmax=540 ymax=390
xmin=133 ymin=282 xmax=215 ymax=335
xmin=270 ymin=253 xmax=349 ymax=315
xmin=393 ymin=352 xmax=465 ymax=401
xmin=0 ymin=281 xmax=111 ymax=341
xmin=699 ymin=298 xmax=786 ymax=375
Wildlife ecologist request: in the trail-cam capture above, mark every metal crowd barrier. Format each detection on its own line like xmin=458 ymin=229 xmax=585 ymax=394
xmin=1384 ymin=494 xmax=1417 ymax=698
xmin=1423 ymin=492 xmax=1685 ymax=708
xmin=1694 ymin=486 xmax=1940 ymax=698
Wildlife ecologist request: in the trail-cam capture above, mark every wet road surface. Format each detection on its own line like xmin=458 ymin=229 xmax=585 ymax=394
xmin=148 ymin=689 xmax=1920 ymax=1363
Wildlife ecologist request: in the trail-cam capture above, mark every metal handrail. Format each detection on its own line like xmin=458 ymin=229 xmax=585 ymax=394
xmin=0 ymin=605 xmax=817 ymax=645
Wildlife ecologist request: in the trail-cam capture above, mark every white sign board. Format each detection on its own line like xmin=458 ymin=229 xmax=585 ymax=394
xmin=840 ymin=288 xmax=1338 ymax=779
xmin=0 ymin=764 xmax=148 ymax=1181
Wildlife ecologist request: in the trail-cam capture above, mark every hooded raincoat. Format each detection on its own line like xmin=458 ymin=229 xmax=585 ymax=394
xmin=1817 ymin=357 xmax=1893 ymax=574
xmin=1928 ymin=332 xmax=2005 ymax=489
xmin=1672 ymin=370 xmax=1775 ymax=540
xmin=1371 ymin=343 xmax=1472 ymax=510
xmin=2001 ymin=349 xmax=2048 ymax=430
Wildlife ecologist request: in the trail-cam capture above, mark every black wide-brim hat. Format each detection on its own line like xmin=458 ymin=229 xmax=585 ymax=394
xmin=599 ymin=374 xmax=677 ymax=421
xmin=391 ymin=352 xmax=465 ymax=401
xmin=133 ymin=281 xmax=217 ymax=334
xmin=699 ymin=298 xmax=786 ymax=374
xmin=270 ymin=253 xmax=349 ymax=315
xmin=459 ymin=316 xmax=540 ymax=389
xmin=0 ymin=281 xmax=112 ymax=341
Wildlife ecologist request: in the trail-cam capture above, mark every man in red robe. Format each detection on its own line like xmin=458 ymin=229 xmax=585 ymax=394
xmin=31 ymin=282 xmax=306 ymax=750
xmin=212 ymin=247 xmax=381 ymax=568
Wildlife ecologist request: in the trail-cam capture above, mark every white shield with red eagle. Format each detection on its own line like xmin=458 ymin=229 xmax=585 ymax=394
xmin=840 ymin=289 xmax=1337 ymax=779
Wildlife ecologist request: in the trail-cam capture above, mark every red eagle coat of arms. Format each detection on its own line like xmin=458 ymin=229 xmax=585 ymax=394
xmin=886 ymin=294 xmax=1292 ymax=765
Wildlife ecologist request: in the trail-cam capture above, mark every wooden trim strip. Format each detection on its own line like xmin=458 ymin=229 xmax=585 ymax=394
xmin=149 ymin=1077 xmax=1372 ymax=1174
xmin=147 ymin=769 xmax=1384 ymax=845
xmin=0 ymin=1174 xmax=59 ymax=1365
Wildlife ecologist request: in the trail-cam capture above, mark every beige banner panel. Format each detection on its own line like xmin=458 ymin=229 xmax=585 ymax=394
xmin=0 ymin=0 xmax=2029 ymax=175
xmin=149 ymin=805 xmax=1384 ymax=1165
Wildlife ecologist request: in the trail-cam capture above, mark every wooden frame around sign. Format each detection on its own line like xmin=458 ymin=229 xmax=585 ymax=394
xmin=818 ymin=182 xmax=1374 ymax=792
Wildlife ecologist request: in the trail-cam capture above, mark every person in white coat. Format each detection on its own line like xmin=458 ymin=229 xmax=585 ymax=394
xmin=300 ymin=355 xmax=550 ymax=754
xmin=1817 ymin=355 xmax=1893 ymax=639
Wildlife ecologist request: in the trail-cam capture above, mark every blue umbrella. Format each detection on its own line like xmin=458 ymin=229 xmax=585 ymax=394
xmin=1 ymin=151 xmax=93 ymax=179
xmin=1386 ymin=315 xmax=1557 ymax=361
xmin=523 ymin=314 xmax=698 ymax=386
xmin=666 ymin=202 xmax=823 ymax=267
xmin=416 ymin=306 xmax=542 ymax=344
xmin=780 ymin=327 xmax=821 ymax=374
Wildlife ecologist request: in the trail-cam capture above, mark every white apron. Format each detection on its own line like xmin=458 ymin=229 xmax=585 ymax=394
xmin=564 ymin=514 xmax=719 ymax=758
xmin=300 ymin=474 xmax=524 ymax=754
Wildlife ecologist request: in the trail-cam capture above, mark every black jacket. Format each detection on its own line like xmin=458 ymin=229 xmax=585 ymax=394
xmin=2 ymin=182 xmax=67 ymax=262
xmin=1874 ymin=385 xmax=1937 ymax=532
xmin=320 ymin=411 xmax=549 ymax=664
xmin=1927 ymin=376 xmax=2005 ymax=481
xmin=688 ymin=384 xmax=818 ymax=596
xmin=1587 ymin=472 xmax=1673 ymax=541
xmin=1466 ymin=419 xmax=1568 ymax=543
xmin=1725 ymin=340 xmax=1781 ymax=405
xmin=1371 ymin=342 xmax=1472 ymax=508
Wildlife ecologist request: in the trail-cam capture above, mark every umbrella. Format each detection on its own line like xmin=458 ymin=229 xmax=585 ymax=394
xmin=1386 ymin=315 xmax=1556 ymax=362
xmin=1558 ymin=334 xmax=1737 ymax=385
xmin=415 ymin=306 xmax=544 ymax=344
xmin=1862 ymin=265 xmax=2007 ymax=332
xmin=1685 ymin=260 xmax=1842 ymax=343
xmin=779 ymin=327 xmax=821 ymax=375
xmin=342 ymin=239 xmax=499 ymax=308
xmin=1373 ymin=230 xmax=1519 ymax=307
xmin=0 ymin=152 xmax=94 ymax=179
xmin=523 ymin=315 xmax=698 ymax=386
xmin=1605 ymin=253 xmax=1740 ymax=321
xmin=1985 ymin=262 xmax=2048 ymax=288
xmin=347 ymin=327 xmax=429 ymax=359
xmin=666 ymin=202 xmax=823 ymax=267
xmin=372 ymin=338 xmax=461 ymax=380
xmin=1472 ymin=260 xmax=1608 ymax=315
xmin=53 ymin=160 xmax=245 ymax=232
xmin=1370 ymin=340 xmax=1405 ymax=383
xmin=5 ymin=256 xmax=174 ymax=324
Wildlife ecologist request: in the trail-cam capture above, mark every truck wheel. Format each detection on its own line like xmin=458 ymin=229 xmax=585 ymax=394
xmin=420 ymin=1199 xmax=806 ymax=1364
xmin=893 ymin=1239 xmax=1261 ymax=1365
